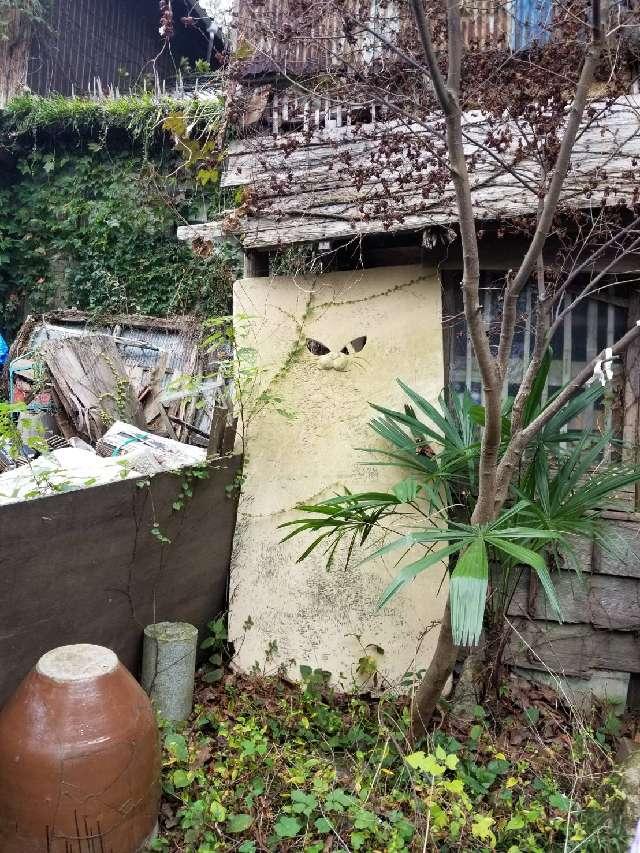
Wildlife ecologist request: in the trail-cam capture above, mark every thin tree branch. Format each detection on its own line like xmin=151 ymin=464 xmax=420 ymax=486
xmin=408 ymin=0 xmax=452 ymax=112
xmin=496 ymin=42 xmax=602 ymax=375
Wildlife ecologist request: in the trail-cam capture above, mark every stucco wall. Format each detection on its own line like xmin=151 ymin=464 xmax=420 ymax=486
xmin=229 ymin=264 xmax=447 ymax=690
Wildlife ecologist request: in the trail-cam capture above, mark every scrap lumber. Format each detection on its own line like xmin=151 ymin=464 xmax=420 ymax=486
xmin=42 ymin=335 xmax=146 ymax=443
xmin=140 ymin=350 xmax=169 ymax=434
xmin=207 ymin=406 xmax=228 ymax=457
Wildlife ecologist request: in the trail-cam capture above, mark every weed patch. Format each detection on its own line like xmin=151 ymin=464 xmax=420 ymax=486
xmin=150 ymin=670 xmax=627 ymax=852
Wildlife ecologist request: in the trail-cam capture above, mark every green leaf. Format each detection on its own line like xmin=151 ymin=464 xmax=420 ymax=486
xmin=392 ymin=477 xmax=421 ymax=503
xmin=172 ymin=769 xmax=191 ymax=788
xmin=238 ymin=843 xmax=257 ymax=853
xmin=226 ymin=813 xmax=253 ymax=833
xmin=471 ymin=814 xmax=496 ymax=843
xmin=548 ymin=792 xmax=571 ymax=812
xmin=274 ymin=815 xmax=302 ymax=838
xmin=325 ymin=788 xmax=356 ymax=812
xmin=369 ymin=401 xmax=445 ymax=445
xmin=210 ymin=801 xmax=227 ymax=822
xmin=291 ymin=789 xmax=317 ymax=816
xmin=522 ymin=347 xmax=552 ymax=426
xmin=350 ymin=832 xmax=366 ymax=850
xmin=450 ymin=537 xmax=488 ymax=646
xmin=315 ymin=817 xmax=333 ymax=833
xmin=164 ymin=733 xmax=188 ymax=762
xmin=378 ymin=542 xmax=465 ymax=608
xmin=397 ymin=380 xmax=463 ymax=446
xmin=354 ymin=810 xmax=378 ymax=830
xmin=445 ymin=753 xmax=459 ymax=770
xmin=406 ymin=751 xmax=445 ymax=776
xmin=203 ymin=667 xmax=224 ymax=683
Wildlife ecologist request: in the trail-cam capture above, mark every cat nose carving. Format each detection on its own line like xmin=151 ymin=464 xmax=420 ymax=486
xmin=332 ymin=354 xmax=348 ymax=371
xmin=307 ymin=336 xmax=366 ymax=371
xmin=318 ymin=352 xmax=348 ymax=371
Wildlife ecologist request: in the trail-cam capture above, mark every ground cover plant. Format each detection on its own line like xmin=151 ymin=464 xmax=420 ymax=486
xmin=150 ymin=664 xmax=628 ymax=852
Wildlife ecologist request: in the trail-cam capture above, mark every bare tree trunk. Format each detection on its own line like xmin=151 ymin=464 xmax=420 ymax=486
xmin=410 ymin=598 xmax=457 ymax=739
xmin=0 ymin=9 xmax=30 ymax=107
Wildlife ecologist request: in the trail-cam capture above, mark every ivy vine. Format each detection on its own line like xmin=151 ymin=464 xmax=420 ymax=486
xmin=0 ymin=94 xmax=240 ymax=337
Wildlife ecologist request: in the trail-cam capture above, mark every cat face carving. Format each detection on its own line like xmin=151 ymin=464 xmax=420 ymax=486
xmin=306 ymin=336 xmax=367 ymax=371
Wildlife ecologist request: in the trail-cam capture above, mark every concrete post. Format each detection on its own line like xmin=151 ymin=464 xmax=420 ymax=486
xmin=141 ymin=622 xmax=198 ymax=722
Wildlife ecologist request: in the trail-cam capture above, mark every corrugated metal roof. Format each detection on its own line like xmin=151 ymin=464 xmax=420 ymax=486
xmin=27 ymin=319 xmax=200 ymax=376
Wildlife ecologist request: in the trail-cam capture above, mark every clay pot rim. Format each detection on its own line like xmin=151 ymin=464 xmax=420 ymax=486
xmin=36 ymin=644 xmax=119 ymax=683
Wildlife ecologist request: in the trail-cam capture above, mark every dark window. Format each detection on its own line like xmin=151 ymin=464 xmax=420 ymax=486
xmin=445 ymin=271 xmax=628 ymax=438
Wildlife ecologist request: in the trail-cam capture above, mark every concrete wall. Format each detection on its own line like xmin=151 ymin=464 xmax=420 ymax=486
xmin=0 ymin=457 xmax=240 ymax=705
xmin=229 ymin=264 xmax=448 ymax=690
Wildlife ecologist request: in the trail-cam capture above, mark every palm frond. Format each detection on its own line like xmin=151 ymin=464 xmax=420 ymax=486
xmin=378 ymin=542 xmax=464 ymax=609
xmin=450 ymin=538 xmax=489 ymax=646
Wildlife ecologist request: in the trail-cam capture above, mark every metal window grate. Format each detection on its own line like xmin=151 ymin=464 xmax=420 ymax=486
xmin=447 ymin=271 xmax=628 ymax=437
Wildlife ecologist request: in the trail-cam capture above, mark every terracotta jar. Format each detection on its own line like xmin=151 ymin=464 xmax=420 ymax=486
xmin=0 ymin=644 xmax=161 ymax=852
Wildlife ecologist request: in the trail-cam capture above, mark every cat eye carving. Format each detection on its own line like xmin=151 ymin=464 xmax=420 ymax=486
xmin=346 ymin=336 xmax=367 ymax=354
xmin=306 ymin=336 xmax=367 ymax=356
xmin=306 ymin=339 xmax=331 ymax=356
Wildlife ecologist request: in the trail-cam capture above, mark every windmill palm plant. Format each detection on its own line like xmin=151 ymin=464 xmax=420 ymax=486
xmin=281 ymin=352 xmax=640 ymax=711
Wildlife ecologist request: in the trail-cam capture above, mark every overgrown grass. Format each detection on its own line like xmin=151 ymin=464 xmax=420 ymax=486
xmin=0 ymin=93 xmax=224 ymax=153
xmin=150 ymin=670 xmax=627 ymax=852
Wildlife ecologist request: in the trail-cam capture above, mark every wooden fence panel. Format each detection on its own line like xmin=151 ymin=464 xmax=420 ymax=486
xmin=0 ymin=457 xmax=240 ymax=705
xmin=509 ymin=568 xmax=640 ymax=631
xmin=505 ymin=618 xmax=640 ymax=676
xmin=507 ymin=519 xmax=640 ymax=680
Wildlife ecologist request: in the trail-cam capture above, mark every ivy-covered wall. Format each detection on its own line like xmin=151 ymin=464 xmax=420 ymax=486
xmin=0 ymin=94 xmax=236 ymax=339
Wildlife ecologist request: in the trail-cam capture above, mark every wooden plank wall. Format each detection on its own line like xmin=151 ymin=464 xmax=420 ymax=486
xmin=503 ymin=297 xmax=640 ymax=683
xmin=26 ymin=0 xmax=179 ymax=97
xmin=0 ymin=456 xmax=241 ymax=705
xmin=506 ymin=519 xmax=640 ymax=676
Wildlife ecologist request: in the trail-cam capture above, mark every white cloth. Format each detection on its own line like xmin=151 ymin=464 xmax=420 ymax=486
xmin=0 ymin=448 xmax=142 ymax=506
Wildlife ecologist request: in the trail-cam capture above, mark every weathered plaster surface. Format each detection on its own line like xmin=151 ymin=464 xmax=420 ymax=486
xmin=229 ymin=265 xmax=447 ymax=690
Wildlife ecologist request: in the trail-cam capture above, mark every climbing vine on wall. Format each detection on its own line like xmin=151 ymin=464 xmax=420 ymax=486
xmin=0 ymin=94 xmax=239 ymax=337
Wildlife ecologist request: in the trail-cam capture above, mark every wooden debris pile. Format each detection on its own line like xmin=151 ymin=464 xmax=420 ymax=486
xmin=43 ymin=335 xmax=147 ymax=443
xmin=0 ymin=312 xmax=237 ymax=495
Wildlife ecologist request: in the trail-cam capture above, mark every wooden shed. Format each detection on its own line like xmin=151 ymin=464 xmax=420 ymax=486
xmin=176 ymin=0 xmax=640 ymax=702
